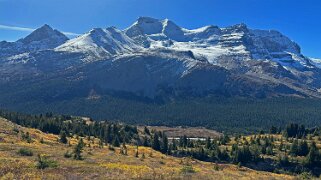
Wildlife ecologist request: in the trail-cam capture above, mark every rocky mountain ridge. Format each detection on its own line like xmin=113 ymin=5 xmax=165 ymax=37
xmin=0 ymin=17 xmax=321 ymax=101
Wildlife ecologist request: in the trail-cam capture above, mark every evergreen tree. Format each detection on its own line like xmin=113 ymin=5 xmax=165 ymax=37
xmin=304 ymin=142 xmax=320 ymax=167
xmin=232 ymin=145 xmax=252 ymax=164
xmin=152 ymin=132 xmax=161 ymax=151
xmin=99 ymin=140 xmax=104 ymax=148
xmin=22 ymin=132 xmax=32 ymax=143
xmin=161 ymin=134 xmax=168 ymax=154
xmin=180 ymin=135 xmax=188 ymax=148
xmin=266 ymin=146 xmax=274 ymax=155
xmin=112 ymin=135 xmax=120 ymax=147
xmin=143 ymin=136 xmax=149 ymax=147
xmin=270 ymin=126 xmax=277 ymax=134
xmin=220 ymin=134 xmax=230 ymax=145
xmin=104 ymin=125 xmax=112 ymax=143
xmin=261 ymin=146 xmax=267 ymax=154
xmin=59 ymin=131 xmax=68 ymax=144
xmin=218 ymin=148 xmax=229 ymax=161
xmin=278 ymin=154 xmax=290 ymax=166
xmin=298 ymin=140 xmax=309 ymax=156
xmin=143 ymin=126 xmax=150 ymax=135
xmin=230 ymin=144 xmax=238 ymax=157
xmin=279 ymin=141 xmax=284 ymax=151
xmin=252 ymin=145 xmax=261 ymax=163
xmin=289 ymin=139 xmax=299 ymax=156
xmin=172 ymin=139 xmax=177 ymax=150
xmin=135 ymin=146 xmax=139 ymax=157
xmin=205 ymin=137 xmax=211 ymax=149
xmin=73 ymin=138 xmax=84 ymax=160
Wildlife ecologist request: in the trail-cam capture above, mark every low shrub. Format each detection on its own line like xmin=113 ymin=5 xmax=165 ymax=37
xmin=181 ymin=165 xmax=195 ymax=174
xmin=64 ymin=151 xmax=72 ymax=158
xmin=18 ymin=148 xmax=33 ymax=156
xmin=36 ymin=154 xmax=58 ymax=169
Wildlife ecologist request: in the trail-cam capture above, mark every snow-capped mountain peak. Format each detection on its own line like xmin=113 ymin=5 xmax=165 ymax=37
xmin=125 ymin=17 xmax=164 ymax=37
xmin=18 ymin=24 xmax=68 ymax=46
xmin=125 ymin=17 xmax=184 ymax=39
xmin=162 ymin=19 xmax=185 ymax=41
xmin=126 ymin=17 xmax=310 ymax=70
xmin=1 ymin=18 xmax=321 ymax=99
xmin=56 ymin=26 xmax=140 ymax=60
xmin=223 ymin=23 xmax=249 ymax=33
xmin=0 ymin=24 xmax=69 ymax=57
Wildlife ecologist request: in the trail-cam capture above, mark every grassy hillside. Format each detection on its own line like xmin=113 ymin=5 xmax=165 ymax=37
xmin=0 ymin=117 xmax=294 ymax=179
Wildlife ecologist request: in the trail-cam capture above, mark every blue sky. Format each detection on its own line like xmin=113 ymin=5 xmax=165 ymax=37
xmin=0 ymin=0 xmax=320 ymax=58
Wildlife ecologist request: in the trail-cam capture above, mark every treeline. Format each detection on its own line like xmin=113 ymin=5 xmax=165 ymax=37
xmin=0 ymin=110 xmax=140 ymax=146
xmin=270 ymin=123 xmax=320 ymax=138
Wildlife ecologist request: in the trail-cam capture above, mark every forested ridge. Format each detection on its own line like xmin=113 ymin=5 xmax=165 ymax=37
xmin=3 ymin=96 xmax=321 ymax=133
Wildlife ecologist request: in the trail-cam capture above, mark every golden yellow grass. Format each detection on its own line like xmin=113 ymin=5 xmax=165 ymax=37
xmin=0 ymin=118 xmax=295 ymax=179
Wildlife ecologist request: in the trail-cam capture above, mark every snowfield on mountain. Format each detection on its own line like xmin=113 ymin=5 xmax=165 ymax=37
xmin=1 ymin=17 xmax=321 ymax=102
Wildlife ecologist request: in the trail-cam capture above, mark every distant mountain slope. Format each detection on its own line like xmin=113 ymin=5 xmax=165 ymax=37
xmin=0 ymin=17 xmax=321 ymax=127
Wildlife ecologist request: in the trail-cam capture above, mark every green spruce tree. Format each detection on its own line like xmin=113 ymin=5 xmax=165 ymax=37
xmin=59 ymin=131 xmax=68 ymax=144
xmin=73 ymin=138 xmax=85 ymax=160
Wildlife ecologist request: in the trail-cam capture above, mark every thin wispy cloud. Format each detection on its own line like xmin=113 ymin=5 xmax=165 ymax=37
xmin=61 ymin=31 xmax=80 ymax=36
xmin=0 ymin=24 xmax=80 ymax=36
xmin=0 ymin=24 xmax=34 ymax=32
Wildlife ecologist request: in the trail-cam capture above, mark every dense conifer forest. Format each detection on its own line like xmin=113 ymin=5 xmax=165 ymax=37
xmin=3 ymin=96 xmax=321 ymax=133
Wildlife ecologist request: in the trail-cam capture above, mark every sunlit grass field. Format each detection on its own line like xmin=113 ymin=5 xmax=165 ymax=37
xmin=0 ymin=117 xmax=295 ymax=179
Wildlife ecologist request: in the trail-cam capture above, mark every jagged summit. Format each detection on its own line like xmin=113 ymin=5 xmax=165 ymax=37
xmin=56 ymin=26 xmax=140 ymax=59
xmin=2 ymin=18 xmax=313 ymax=71
xmin=125 ymin=17 xmax=166 ymax=36
xmin=224 ymin=23 xmax=248 ymax=31
xmin=126 ymin=17 xmax=245 ymax=40
xmin=135 ymin=16 xmax=162 ymax=26
xmin=162 ymin=19 xmax=185 ymax=41
xmin=125 ymin=17 xmax=309 ymax=70
xmin=0 ymin=24 xmax=69 ymax=57
xmin=1 ymin=17 xmax=320 ymax=99
xmin=125 ymin=17 xmax=184 ymax=37
xmin=18 ymin=24 xmax=68 ymax=45
xmin=38 ymin=24 xmax=52 ymax=31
